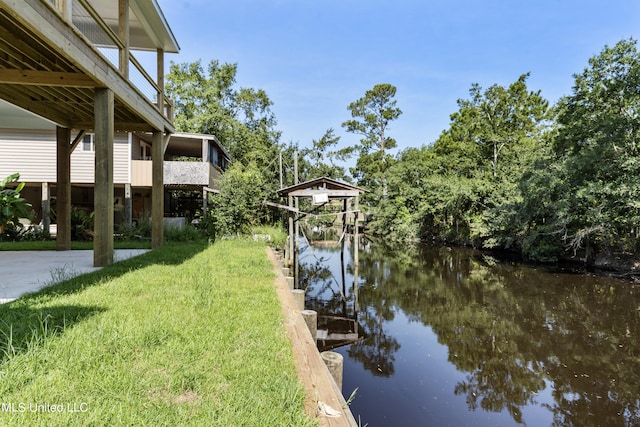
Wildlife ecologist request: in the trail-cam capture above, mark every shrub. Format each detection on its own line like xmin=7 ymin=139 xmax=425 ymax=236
xmin=165 ymin=224 xmax=202 ymax=241
xmin=0 ymin=173 xmax=33 ymax=241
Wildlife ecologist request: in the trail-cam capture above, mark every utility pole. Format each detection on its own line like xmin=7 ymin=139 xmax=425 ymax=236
xmin=279 ymin=151 xmax=283 ymax=189
xmin=294 ymin=150 xmax=299 ymax=288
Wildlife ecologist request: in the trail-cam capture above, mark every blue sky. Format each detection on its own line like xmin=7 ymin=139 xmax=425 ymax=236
xmin=156 ymin=0 xmax=640 ymax=155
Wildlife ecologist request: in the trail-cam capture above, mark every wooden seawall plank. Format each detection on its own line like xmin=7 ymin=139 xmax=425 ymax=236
xmin=267 ymin=248 xmax=358 ymax=427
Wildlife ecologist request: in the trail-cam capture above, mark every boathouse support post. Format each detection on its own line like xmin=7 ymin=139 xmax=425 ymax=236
xmin=353 ymin=195 xmax=359 ymax=315
xmin=288 ymin=195 xmax=294 ymax=267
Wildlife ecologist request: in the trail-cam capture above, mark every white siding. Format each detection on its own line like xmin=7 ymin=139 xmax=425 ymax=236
xmin=0 ymin=129 xmax=57 ymax=183
xmin=70 ymin=148 xmax=94 ymax=184
xmin=0 ymin=129 xmax=131 ymax=184
xmin=114 ymin=134 xmax=129 ymax=184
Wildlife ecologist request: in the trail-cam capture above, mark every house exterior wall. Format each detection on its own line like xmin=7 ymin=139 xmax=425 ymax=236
xmin=131 ymin=160 xmax=152 ymax=187
xmin=0 ymin=128 xmax=130 ymax=184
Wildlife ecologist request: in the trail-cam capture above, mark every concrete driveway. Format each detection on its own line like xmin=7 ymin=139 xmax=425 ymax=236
xmin=0 ymin=249 xmax=148 ymax=303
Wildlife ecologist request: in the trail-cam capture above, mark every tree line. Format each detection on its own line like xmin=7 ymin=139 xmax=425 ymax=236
xmin=371 ymin=38 xmax=640 ymax=264
xmin=167 ymin=38 xmax=640 ymax=265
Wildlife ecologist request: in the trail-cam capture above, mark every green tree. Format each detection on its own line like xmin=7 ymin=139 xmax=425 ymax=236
xmin=299 ymin=128 xmax=350 ymax=182
xmin=552 ymin=38 xmax=640 ymax=258
xmin=167 ymin=59 xmax=285 ymax=229
xmin=453 ymin=73 xmax=550 ymax=179
xmin=372 ymin=75 xmax=551 ymax=246
xmin=208 ymin=162 xmax=268 ymax=236
xmin=166 ymin=59 xmax=281 ymax=167
xmin=342 ymin=83 xmax=402 ymax=201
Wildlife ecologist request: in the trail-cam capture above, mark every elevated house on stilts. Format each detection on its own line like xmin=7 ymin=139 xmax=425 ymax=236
xmin=0 ymin=0 xmax=178 ymax=266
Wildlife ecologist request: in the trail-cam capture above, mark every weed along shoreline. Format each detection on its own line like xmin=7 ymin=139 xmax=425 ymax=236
xmin=267 ymin=247 xmax=358 ymax=427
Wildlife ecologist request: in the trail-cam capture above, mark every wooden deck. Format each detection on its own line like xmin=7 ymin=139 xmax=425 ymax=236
xmin=266 ymin=248 xmax=358 ymax=427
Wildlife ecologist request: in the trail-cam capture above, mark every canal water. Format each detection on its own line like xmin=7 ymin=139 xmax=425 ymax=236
xmin=298 ymin=239 xmax=640 ymax=426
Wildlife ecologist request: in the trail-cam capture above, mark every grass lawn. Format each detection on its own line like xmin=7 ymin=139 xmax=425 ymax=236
xmin=0 ymin=239 xmax=314 ymax=426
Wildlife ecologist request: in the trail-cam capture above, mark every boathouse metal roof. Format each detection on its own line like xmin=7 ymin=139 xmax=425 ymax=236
xmin=277 ymin=176 xmax=366 ymax=199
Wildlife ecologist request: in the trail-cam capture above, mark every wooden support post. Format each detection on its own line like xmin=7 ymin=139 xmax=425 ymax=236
xmin=118 ymin=0 xmax=130 ymax=78
xmin=354 ymin=196 xmax=359 ymax=314
xmin=294 ymin=228 xmax=299 ymax=288
xmin=41 ymin=182 xmax=50 ymax=236
xmin=56 ymin=126 xmax=71 ymax=251
xmin=124 ymin=183 xmax=132 ymax=224
xmin=288 ymin=195 xmax=294 ymax=266
xmin=301 ymin=310 xmax=317 ymax=342
xmin=285 ymin=276 xmax=294 ymax=290
xmin=343 ymin=198 xmax=348 ymax=233
xmin=94 ymin=88 xmax=114 ymax=267
xmin=202 ymin=188 xmax=207 ymax=219
xmin=321 ymin=351 xmax=344 ymax=392
xmin=157 ymin=48 xmax=165 ymax=112
xmin=291 ymin=289 xmax=305 ymax=311
xmin=151 ymin=130 xmax=164 ymax=249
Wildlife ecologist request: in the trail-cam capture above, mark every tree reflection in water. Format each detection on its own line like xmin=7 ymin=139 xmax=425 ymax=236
xmin=299 ymin=239 xmax=640 ymax=426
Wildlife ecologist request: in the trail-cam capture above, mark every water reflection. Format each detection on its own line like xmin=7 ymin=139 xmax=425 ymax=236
xmin=299 ymin=239 xmax=640 ymax=426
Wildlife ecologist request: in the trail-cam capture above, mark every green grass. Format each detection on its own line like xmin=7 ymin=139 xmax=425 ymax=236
xmin=0 ymin=240 xmax=314 ymax=427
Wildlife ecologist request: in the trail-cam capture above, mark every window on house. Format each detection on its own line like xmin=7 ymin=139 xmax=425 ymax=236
xmin=140 ymin=142 xmax=151 ymax=160
xmin=212 ymin=146 xmax=219 ymax=168
xmin=208 ymin=140 xmax=228 ymax=171
xmin=81 ymin=133 xmax=95 ymax=152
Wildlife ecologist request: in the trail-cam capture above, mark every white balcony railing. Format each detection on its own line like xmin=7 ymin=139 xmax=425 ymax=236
xmin=46 ymin=0 xmax=173 ymax=122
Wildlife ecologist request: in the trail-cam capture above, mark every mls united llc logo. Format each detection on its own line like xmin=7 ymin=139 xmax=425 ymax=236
xmin=1 ymin=402 xmax=88 ymax=413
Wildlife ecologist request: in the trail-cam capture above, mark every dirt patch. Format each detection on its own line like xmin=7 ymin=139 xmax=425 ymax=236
xmin=146 ymin=387 xmax=201 ymax=405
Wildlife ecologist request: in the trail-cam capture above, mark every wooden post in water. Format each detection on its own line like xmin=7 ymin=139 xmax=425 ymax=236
xmin=353 ymin=196 xmax=360 ymax=315
xmin=288 ymin=195 xmax=294 ymax=267
xmin=291 ymin=289 xmax=305 ymax=311
xmin=286 ymin=276 xmax=294 ymax=290
xmin=301 ymin=309 xmax=317 ymax=341
xmin=321 ymin=351 xmax=343 ymax=392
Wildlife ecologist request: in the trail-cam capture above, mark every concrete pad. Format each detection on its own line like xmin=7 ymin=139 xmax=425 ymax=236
xmin=0 ymin=249 xmax=148 ymax=303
